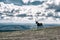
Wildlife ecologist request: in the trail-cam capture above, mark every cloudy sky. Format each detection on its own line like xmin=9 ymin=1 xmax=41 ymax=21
xmin=0 ymin=0 xmax=60 ymax=17
xmin=0 ymin=0 xmax=46 ymax=5
xmin=0 ymin=0 xmax=60 ymax=15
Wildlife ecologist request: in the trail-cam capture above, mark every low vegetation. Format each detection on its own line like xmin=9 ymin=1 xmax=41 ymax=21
xmin=0 ymin=27 xmax=60 ymax=40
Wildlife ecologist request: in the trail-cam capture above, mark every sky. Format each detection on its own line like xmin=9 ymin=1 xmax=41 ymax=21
xmin=0 ymin=0 xmax=60 ymax=29
xmin=0 ymin=0 xmax=60 ymax=14
xmin=0 ymin=0 xmax=45 ymax=5
xmin=0 ymin=0 xmax=60 ymax=22
xmin=3 ymin=0 xmax=60 ymax=6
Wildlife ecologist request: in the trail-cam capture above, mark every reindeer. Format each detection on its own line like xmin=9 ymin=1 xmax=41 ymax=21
xmin=35 ymin=12 xmax=43 ymax=29
xmin=36 ymin=21 xmax=43 ymax=26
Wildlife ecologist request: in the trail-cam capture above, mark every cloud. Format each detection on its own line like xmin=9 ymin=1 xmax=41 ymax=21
xmin=44 ymin=0 xmax=60 ymax=12
xmin=22 ymin=0 xmax=29 ymax=4
xmin=54 ymin=0 xmax=60 ymax=5
xmin=0 ymin=0 xmax=60 ymax=21
xmin=4 ymin=0 xmax=44 ymax=5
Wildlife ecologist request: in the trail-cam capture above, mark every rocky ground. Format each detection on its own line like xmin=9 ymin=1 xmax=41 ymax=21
xmin=0 ymin=27 xmax=60 ymax=40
